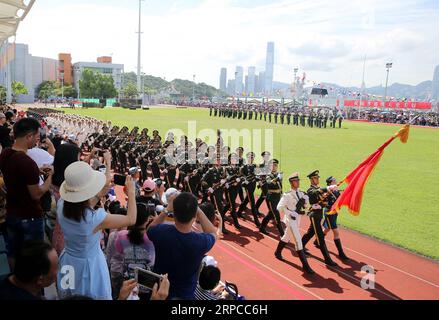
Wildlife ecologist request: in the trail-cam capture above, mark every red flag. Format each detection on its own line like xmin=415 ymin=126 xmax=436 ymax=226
xmin=329 ymin=125 xmax=410 ymax=216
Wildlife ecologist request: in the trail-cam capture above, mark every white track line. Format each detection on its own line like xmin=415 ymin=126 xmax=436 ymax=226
xmin=219 ymin=240 xmax=325 ymax=300
xmin=233 ymin=212 xmax=439 ymax=289
xmin=193 ymin=224 xmax=324 ymax=300
xmin=223 ymin=221 xmax=400 ymax=300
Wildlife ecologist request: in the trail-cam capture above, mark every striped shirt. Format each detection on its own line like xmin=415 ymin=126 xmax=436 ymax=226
xmin=194 ymin=284 xmax=219 ymax=300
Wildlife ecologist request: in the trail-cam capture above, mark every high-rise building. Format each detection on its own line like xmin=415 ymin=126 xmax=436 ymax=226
xmin=432 ymin=65 xmax=439 ymax=101
xmin=227 ymin=79 xmax=235 ymax=96
xmin=258 ymin=71 xmax=265 ymax=95
xmin=235 ymin=66 xmax=243 ymax=95
xmin=264 ymin=42 xmax=274 ymax=95
xmin=247 ymin=66 xmax=256 ymax=96
xmin=255 ymin=75 xmax=259 ymax=95
xmin=219 ymin=67 xmax=227 ymax=92
xmin=245 ymin=75 xmax=248 ymax=94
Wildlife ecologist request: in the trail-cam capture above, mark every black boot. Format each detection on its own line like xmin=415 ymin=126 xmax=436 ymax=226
xmin=313 ymin=239 xmax=320 ymax=248
xmin=221 ymin=220 xmax=230 ymax=235
xmin=252 ymin=211 xmax=261 ymax=227
xmin=231 ymin=212 xmax=242 ymax=229
xmin=275 ymin=241 xmax=287 ymax=260
xmin=276 ymin=222 xmax=285 ymax=237
xmin=297 ymin=250 xmax=315 ymax=274
xmin=320 ymin=242 xmax=338 ymax=267
xmin=259 ymin=215 xmax=269 ymax=234
xmin=334 ymin=239 xmax=350 ymax=261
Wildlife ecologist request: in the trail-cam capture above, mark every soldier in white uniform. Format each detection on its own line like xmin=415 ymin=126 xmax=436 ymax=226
xmin=275 ymin=172 xmax=315 ymax=274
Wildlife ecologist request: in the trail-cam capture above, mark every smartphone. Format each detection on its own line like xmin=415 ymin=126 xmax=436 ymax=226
xmin=135 ymin=268 xmax=163 ymax=291
xmin=113 ymin=174 xmax=127 ymax=186
xmin=97 ymin=149 xmax=106 ymax=157
xmin=98 ymin=165 xmax=107 ymax=174
xmin=39 ymin=128 xmax=47 ymax=143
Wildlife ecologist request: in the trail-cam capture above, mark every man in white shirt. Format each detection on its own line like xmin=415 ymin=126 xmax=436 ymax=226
xmin=275 ymin=172 xmax=315 ymax=274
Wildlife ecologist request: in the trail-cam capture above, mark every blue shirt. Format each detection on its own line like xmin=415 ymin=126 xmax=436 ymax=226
xmin=147 ymin=224 xmax=215 ymax=300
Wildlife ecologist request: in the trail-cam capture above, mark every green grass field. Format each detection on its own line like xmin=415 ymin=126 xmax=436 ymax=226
xmin=62 ymin=107 xmax=439 ymax=260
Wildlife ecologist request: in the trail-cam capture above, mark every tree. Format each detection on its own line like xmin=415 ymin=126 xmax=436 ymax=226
xmin=11 ymin=81 xmax=28 ymax=102
xmin=0 ymin=85 xmax=6 ymax=105
xmin=36 ymin=81 xmax=57 ymax=103
xmin=123 ymin=82 xmax=138 ymax=98
xmin=79 ymin=69 xmax=117 ymax=99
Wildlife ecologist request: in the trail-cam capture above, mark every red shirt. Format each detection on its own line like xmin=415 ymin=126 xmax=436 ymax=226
xmin=0 ymin=148 xmax=42 ymax=219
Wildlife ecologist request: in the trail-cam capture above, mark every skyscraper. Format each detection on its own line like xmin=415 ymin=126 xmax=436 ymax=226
xmin=235 ymin=66 xmax=244 ymax=95
xmin=264 ymin=42 xmax=274 ymax=95
xmin=227 ymin=79 xmax=235 ymax=96
xmin=219 ymin=67 xmax=227 ymax=92
xmin=432 ymin=65 xmax=439 ymax=101
xmin=258 ymin=71 xmax=265 ymax=95
xmin=247 ymin=66 xmax=256 ymax=96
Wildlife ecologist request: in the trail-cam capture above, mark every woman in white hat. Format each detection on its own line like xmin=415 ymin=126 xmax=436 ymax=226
xmin=56 ymin=156 xmax=137 ymax=300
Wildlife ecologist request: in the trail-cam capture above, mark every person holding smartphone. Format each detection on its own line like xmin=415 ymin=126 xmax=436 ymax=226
xmin=147 ymin=192 xmax=218 ymax=300
xmin=56 ymin=154 xmax=138 ymax=300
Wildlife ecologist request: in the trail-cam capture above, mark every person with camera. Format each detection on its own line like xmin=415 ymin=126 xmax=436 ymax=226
xmin=274 ymin=172 xmax=315 ymax=274
xmin=56 ymin=156 xmax=137 ymax=300
xmin=0 ymin=118 xmax=54 ymax=268
xmin=147 ymin=192 xmax=217 ymax=300
xmin=110 ymin=203 xmax=156 ymax=299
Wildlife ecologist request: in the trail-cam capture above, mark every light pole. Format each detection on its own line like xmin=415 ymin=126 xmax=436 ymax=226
xmin=293 ymin=67 xmax=298 ymax=106
xmin=137 ymin=0 xmax=145 ymax=95
xmin=60 ymin=73 xmax=64 ymax=101
xmin=193 ymin=74 xmax=196 ymax=102
xmin=384 ymin=62 xmax=393 ymax=108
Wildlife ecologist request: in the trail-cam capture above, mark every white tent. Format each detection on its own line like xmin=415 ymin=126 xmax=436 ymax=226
xmin=0 ymin=0 xmax=35 ymax=43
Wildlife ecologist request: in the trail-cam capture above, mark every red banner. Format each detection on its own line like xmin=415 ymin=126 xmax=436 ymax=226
xmin=343 ymin=100 xmax=432 ymax=110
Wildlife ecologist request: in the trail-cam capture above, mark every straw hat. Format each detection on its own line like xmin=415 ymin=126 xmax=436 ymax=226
xmin=60 ymin=161 xmax=106 ymax=203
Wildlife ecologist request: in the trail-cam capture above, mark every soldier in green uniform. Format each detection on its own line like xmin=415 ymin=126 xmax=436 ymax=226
xmin=301 ymin=170 xmax=339 ymax=267
xmin=259 ymin=159 xmax=285 ymax=236
xmin=237 ymin=152 xmax=260 ymax=227
xmin=221 ymin=153 xmax=242 ymax=230
xmin=201 ymin=161 xmax=230 ymax=234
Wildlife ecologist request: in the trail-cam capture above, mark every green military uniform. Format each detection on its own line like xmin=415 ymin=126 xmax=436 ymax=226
xmin=259 ymin=160 xmax=284 ymax=236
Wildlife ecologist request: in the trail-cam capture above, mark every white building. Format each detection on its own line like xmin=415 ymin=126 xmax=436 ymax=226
xmin=73 ymin=61 xmax=123 ymax=94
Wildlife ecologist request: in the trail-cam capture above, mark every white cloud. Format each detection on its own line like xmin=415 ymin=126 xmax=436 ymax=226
xmin=14 ymin=0 xmax=439 ymax=88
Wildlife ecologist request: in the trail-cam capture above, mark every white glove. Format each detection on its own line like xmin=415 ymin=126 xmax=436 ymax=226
xmin=162 ymin=169 xmax=168 ymax=174
xmin=236 ymin=178 xmax=241 ymax=183
xmin=277 ymin=173 xmax=283 ymax=180
xmin=303 ymin=194 xmax=309 ymax=202
xmin=208 ymin=187 xmax=214 ymax=194
xmin=327 ymin=185 xmax=338 ymax=192
xmin=184 ymin=176 xmax=189 ymax=182
xmin=312 ymin=204 xmax=322 ymax=210
xmin=225 ymin=183 xmax=230 ymax=189
xmin=220 ymin=179 xmax=226 ymax=185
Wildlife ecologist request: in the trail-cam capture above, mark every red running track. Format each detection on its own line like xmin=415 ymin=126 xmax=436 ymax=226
xmin=209 ymin=206 xmax=439 ymax=300
xmin=115 ymin=186 xmax=439 ymax=300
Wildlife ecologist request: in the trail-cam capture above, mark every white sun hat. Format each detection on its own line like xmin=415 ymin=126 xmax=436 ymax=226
xmin=60 ymin=161 xmax=106 ymax=203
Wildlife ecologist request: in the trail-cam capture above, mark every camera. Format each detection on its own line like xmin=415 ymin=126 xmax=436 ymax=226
xmin=39 ymin=128 xmax=47 ymax=143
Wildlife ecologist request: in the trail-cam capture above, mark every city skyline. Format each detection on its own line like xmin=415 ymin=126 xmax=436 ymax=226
xmin=12 ymin=0 xmax=439 ymax=89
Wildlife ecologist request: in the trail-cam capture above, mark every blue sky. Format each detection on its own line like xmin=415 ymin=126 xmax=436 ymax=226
xmin=16 ymin=0 xmax=439 ymax=88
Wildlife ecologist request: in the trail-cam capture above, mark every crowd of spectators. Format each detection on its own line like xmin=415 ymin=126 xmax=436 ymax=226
xmin=0 ymin=107 xmax=240 ymax=301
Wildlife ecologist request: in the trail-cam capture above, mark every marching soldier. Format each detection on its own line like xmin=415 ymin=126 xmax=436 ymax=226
xmin=274 ymin=109 xmax=279 ymax=124
xmin=255 ymin=151 xmax=271 ymax=214
xmin=259 ymin=159 xmax=284 ymax=236
xmin=201 ymin=161 xmax=230 ymax=234
xmin=286 ymin=110 xmax=291 ymax=125
xmin=301 ymin=170 xmax=339 ymax=267
xmin=319 ymin=176 xmax=350 ymax=261
xmin=237 ymin=152 xmax=260 ymax=227
xmin=275 ymin=172 xmax=315 ymax=274
xmin=221 ymin=153 xmax=242 ymax=230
